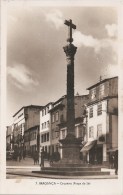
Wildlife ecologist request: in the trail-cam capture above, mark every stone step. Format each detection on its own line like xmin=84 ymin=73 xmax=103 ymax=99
xmin=41 ymin=167 xmax=101 ymax=171
xmin=33 ymin=170 xmax=110 ymax=176
xmin=51 ymin=163 xmax=107 ymax=168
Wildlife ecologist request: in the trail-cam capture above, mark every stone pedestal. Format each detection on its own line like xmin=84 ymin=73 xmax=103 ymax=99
xmin=59 ymin=134 xmax=82 ymax=165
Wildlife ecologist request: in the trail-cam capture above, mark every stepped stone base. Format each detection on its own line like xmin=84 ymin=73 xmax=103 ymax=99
xmin=33 ymin=135 xmax=110 ymax=176
xmin=32 ymin=165 xmax=110 ymax=176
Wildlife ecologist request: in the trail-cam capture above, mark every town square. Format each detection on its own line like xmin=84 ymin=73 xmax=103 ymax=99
xmin=5 ymin=5 xmax=119 ymax=180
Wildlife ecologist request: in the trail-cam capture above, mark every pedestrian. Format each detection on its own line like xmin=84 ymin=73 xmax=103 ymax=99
xmin=19 ymin=150 xmax=22 ymax=162
xmin=114 ymin=150 xmax=118 ymax=175
xmin=41 ymin=149 xmax=44 ymax=168
xmin=13 ymin=148 xmax=18 ymax=161
xmin=23 ymin=150 xmax=26 ymax=160
xmin=109 ymin=154 xmax=114 ymax=169
xmin=33 ymin=150 xmax=39 ymax=165
xmin=49 ymin=154 xmax=54 ymax=166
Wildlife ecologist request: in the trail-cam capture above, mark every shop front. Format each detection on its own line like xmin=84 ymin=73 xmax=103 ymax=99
xmin=81 ymin=140 xmax=103 ymax=165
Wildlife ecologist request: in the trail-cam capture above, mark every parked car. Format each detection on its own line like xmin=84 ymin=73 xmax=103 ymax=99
xmin=6 ymin=150 xmax=14 ymax=160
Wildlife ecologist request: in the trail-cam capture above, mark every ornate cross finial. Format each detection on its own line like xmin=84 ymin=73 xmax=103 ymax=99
xmin=64 ymin=19 xmax=76 ymax=43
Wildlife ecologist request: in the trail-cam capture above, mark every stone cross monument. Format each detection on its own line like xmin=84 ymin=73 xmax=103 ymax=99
xmin=59 ymin=19 xmax=81 ymax=164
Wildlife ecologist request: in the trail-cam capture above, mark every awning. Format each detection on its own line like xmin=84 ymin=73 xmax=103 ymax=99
xmin=107 ymin=148 xmax=118 ymax=153
xmin=80 ymin=140 xmax=97 ymax=152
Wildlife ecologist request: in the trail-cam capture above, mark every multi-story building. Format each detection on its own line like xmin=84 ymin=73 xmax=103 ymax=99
xmin=13 ymin=107 xmax=25 ymax=150
xmin=40 ymin=102 xmax=53 ymax=158
xmin=49 ymin=94 xmax=89 ymax=158
xmin=81 ymin=76 xmax=118 ymax=165
xmin=6 ymin=126 xmax=13 ymax=151
xmin=13 ymin=105 xmax=43 ymax=156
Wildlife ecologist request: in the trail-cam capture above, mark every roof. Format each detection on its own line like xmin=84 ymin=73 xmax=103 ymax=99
xmin=87 ymin=95 xmax=118 ymax=106
xmin=53 ymin=94 xmax=88 ymax=105
xmin=42 ymin=102 xmax=54 ymax=109
xmin=53 ymin=95 xmax=66 ymax=106
xmin=49 ymin=103 xmax=65 ymax=113
xmin=49 ymin=94 xmax=89 ymax=112
xmin=87 ymin=76 xmax=118 ymax=90
xmin=13 ymin=105 xmax=44 ymax=117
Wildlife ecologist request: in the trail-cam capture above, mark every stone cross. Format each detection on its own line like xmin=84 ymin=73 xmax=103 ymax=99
xmin=64 ymin=19 xmax=76 ymax=43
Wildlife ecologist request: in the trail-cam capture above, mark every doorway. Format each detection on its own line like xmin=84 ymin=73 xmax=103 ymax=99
xmin=96 ymin=146 xmax=103 ymax=164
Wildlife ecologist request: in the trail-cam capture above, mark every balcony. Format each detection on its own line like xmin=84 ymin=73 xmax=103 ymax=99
xmin=57 ymin=115 xmax=66 ymax=128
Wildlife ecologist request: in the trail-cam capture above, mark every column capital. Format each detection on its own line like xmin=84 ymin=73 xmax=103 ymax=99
xmin=63 ymin=43 xmax=77 ymax=59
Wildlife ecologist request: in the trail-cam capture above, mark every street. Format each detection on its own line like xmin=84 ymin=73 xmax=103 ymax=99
xmin=7 ymin=156 xmax=39 ymax=167
xmin=6 ymin=157 xmax=50 ymax=179
xmin=6 ymin=174 xmax=36 ymax=179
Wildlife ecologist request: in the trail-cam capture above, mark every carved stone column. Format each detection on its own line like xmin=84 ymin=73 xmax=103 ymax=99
xmin=63 ymin=43 xmax=77 ymax=137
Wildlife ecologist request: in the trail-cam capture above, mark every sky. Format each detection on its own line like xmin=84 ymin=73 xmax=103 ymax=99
xmin=6 ymin=5 xmax=118 ymax=125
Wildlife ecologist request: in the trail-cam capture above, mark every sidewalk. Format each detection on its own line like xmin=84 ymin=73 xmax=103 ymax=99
xmin=7 ymin=157 xmax=37 ymax=167
xmin=6 ymin=170 xmax=118 ymax=179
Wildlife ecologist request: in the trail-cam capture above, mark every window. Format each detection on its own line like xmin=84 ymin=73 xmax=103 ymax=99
xmin=99 ymin=84 xmax=105 ymax=96
xmin=42 ymin=123 xmax=44 ymax=129
xmin=34 ymin=132 xmax=37 ymax=139
xmin=47 ymin=121 xmax=49 ymax=128
xmin=52 ymin=129 xmax=55 ymax=139
xmin=62 ymin=130 xmax=66 ymax=139
xmin=45 ymin=146 xmax=47 ymax=152
xmin=41 ymin=135 xmax=44 ymax=143
xmin=44 ymin=134 xmax=46 ymax=142
xmin=89 ymin=126 xmax=94 ymax=138
xmin=76 ymin=127 xmax=82 ymax=138
xmin=97 ymin=124 xmax=102 ymax=137
xmin=42 ymin=123 xmax=45 ymax=129
xmin=56 ymin=131 xmax=59 ymax=138
xmin=91 ymin=88 xmax=96 ymax=99
xmin=47 ymin=133 xmax=49 ymax=141
xmin=47 ymin=106 xmax=49 ymax=113
xmin=45 ymin=108 xmax=46 ymax=115
xmin=89 ymin=107 xmax=93 ymax=118
xmin=52 ymin=114 xmax=55 ymax=123
xmin=42 ymin=110 xmax=44 ymax=116
xmin=44 ymin=122 xmax=46 ymax=128
xmin=56 ymin=111 xmax=59 ymax=121
xmin=60 ymin=114 xmax=64 ymax=122
xmin=55 ymin=127 xmax=59 ymax=138
xmin=97 ymin=103 xmax=102 ymax=115
xmin=30 ymin=132 xmax=36 ymax=140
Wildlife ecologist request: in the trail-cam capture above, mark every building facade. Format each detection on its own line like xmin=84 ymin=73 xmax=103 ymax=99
xmin=82 ymin=76 xmax=118 ymax=165
xmin=6 ymin=126 xmax=13 ymax=151
xmin=40 ymin=103 xmax=53 ymax=158
xmin=49 ymin=95 xmax=89 ymax=158
xmin=13 ymin=107 xmax=25 ymax=150
xmin=13 ymin=105 xmax=43 ymax=156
